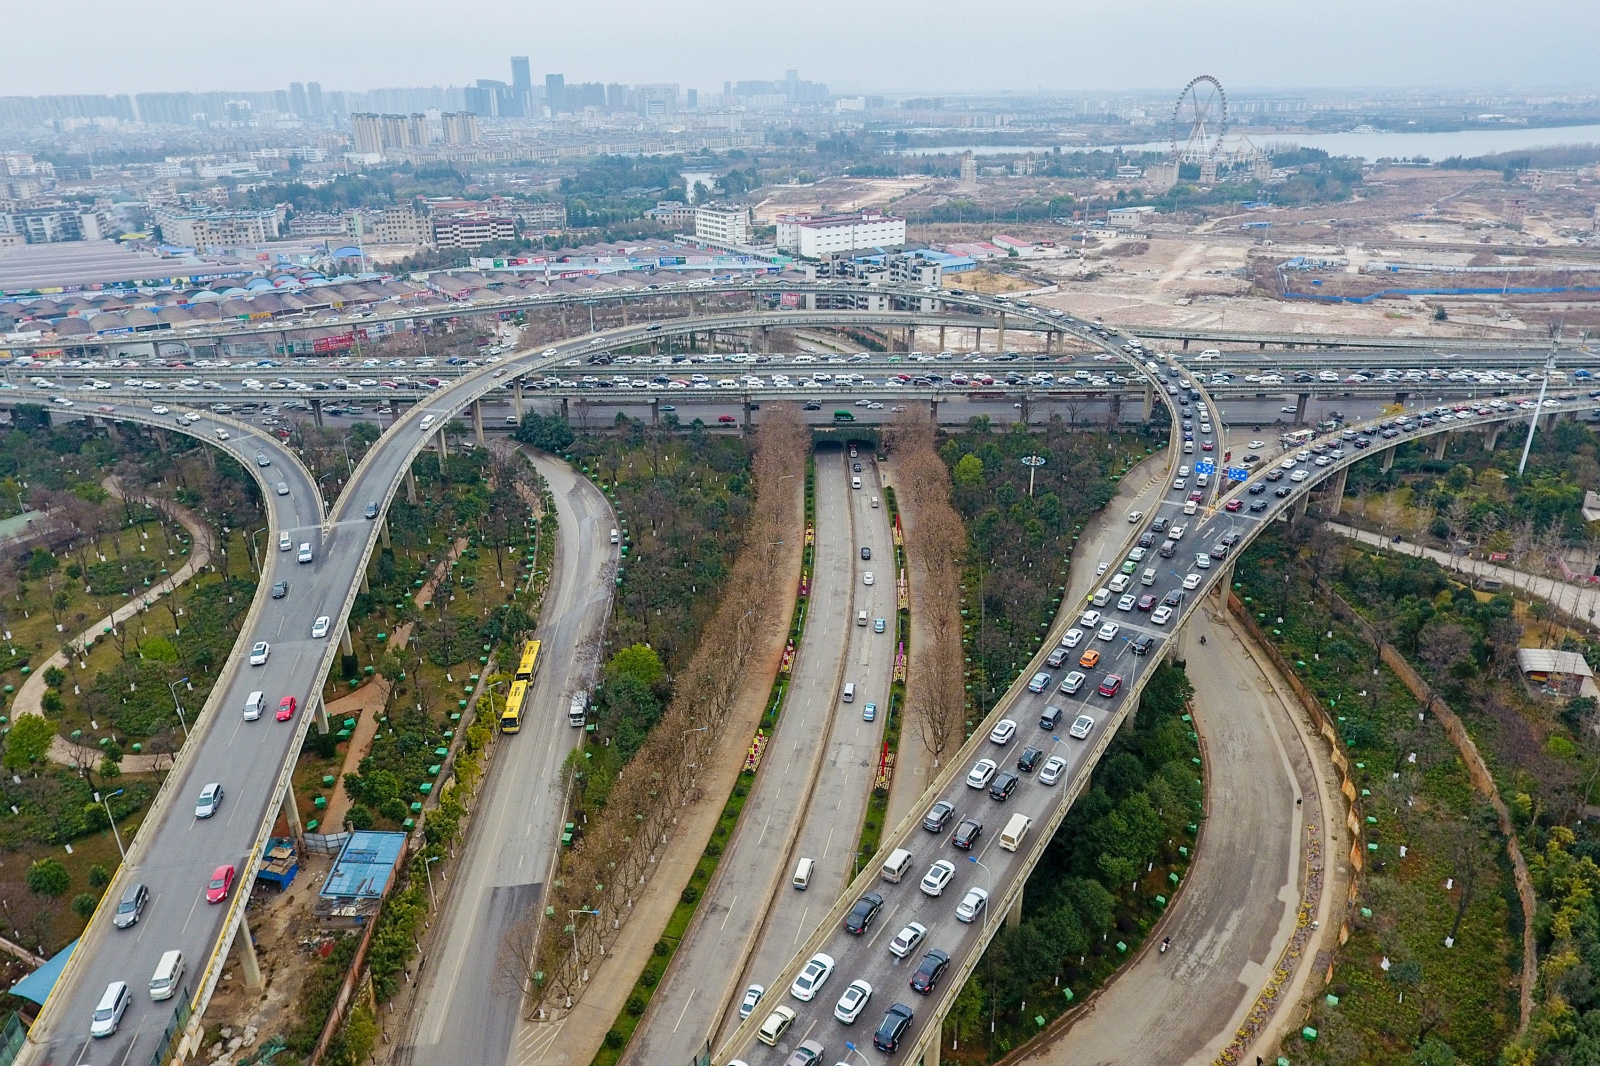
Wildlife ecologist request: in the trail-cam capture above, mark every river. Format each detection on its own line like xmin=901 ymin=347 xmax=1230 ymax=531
xmin=897 ymin=123 xmax=1600 ymax=162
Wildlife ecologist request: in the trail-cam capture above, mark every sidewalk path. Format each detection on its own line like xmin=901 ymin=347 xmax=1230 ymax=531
xmin=1328 ymin=521 xmax=1600 ymax=622
xmin=13 ymin=478 xmax=216 ymax=773
xmin=321 ymin=537 xmax=465 ymax=832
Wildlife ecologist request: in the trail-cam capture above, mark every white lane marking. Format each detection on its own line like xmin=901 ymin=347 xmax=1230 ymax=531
xmin=180 ymin=890 xmax=202 ymax=935
xmin=671 ymin=987 xmax=697 ymax=1033
xmin=719 ymin=895 xmax=739 ymax=932
xmin=792 ymin=906 xmax=809 ymax=945
xmin=820 ymin=826 xmax=835 ymax=860
xmin=866 ymin=901 xmax=900 ymax=948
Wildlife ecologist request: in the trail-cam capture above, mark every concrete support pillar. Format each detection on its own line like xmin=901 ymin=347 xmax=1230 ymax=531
xmin=1167 ymin=624 xmax=1187 ymax=665
xmin=907 ymin=325 xmax=915 ymax=352
xmin=929 ymin=398 xmax=939 ymax=422
xmin=938 ymin=324 xmax=946 ymax=352
xmin=1321 ymin=465 xmax=1349 ymax=517
xmin=1109 ymin=392 xmax=1123 ymax=427
xmin=1483 ymin=424 xmax=1499 ymax=451
xmin=1380 ymin=445 xmax=1397 ymax=473
xmin=311 ymin=397 xmax=324 ymax=427
xmin=1433 ymin=432 xmax=1449 ymax=460
xmin=236 ymin=912 xmax=264 ymax=990
xmin=742 ymin=396 xmax=753 ymax=433
xmin=156 ymin=428 xmax=169 ymax=453
xmin=997 ymin=312 xmax=1007 ymax=354
xmin=436 ymin=428 xmax=449 ymax=471
xmin=387 ymin=400 xmax=403 ymax=430
xmin=313 ymin=695 xmax=330 ymax=735
xmin=560 ymin=397 xmax=569 ymax=420
xmin=1294 ymin=392 xmax=1310 ymax=424
xmin=102 ymin=417 xmax=120 ymax=441
xmin=513 ymin=380 xmax=524 ymax=419
xmin=1293 ymin=490 xmax=1310 ymax=521
xmin=974 ymin=327 xmax=982 ymax=352
xmin=341 ymin=624 xmax=354 ymax=655
xmin=360 ymin=570 xmax=370 ymax=594
xmin=560 ymin=304 xmax=570 ymax=333
xmin=280 ymin=786 xmax=303 ymax=844
xmin=405 ymin=468 xmax=419 ymax=504
xmin=380 ymin=519 xmax=392 ymax=549
xmin=472 ymin=400 xmax=485 ymax=446
xmin=761 ymin=326 xmax=771 ymax=353
xmin=919 ymin=1031 xmax=942 ymax=1066
xmin=1005 ymin=888 xmax=1023 ymax=929
xmin=1143 ymin=382 xmax=1155 ymax=421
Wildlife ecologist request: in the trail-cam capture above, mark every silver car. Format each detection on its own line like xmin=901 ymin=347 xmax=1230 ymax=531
xmin=195 ymin=782 xmax=224 ymax=818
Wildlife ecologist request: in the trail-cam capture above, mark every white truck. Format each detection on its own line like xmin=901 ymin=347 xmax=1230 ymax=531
xmin=567 ymin=691 xmax=589 ymax=727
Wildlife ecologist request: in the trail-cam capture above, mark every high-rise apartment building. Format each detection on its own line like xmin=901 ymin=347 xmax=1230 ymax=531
xmin=307 ymin=82 xmax=324 ymax=121
xmin=694 ymin=203 xmax=751 ymax=246
xmin=350 ymin=113 xmax=384 ymax=155
xmin=511 ymin=56 xmax=532 ymax=113
xmin=440 ymin=112 xmax=480 ymax=145
xmin=545 ymin=73 xmax=566 ymax=114
xmin=289 ymin=83 xmax=308 ymax=118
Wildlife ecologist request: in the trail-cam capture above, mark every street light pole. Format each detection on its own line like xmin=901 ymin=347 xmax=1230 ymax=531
xmin=1021 ymin=454 xmax=1046 ymax=497
xmin=167 ymin=676 xmax=191 ymax=740
xmin=99 ymin=788 xmax=126 ymax=862
xmin=249 ymin=526 xmax=267 ymax=576
xmin=425 ymin=854 xmax=441 ymax=910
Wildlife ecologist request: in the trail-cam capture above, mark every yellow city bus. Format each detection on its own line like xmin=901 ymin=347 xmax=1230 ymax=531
xmin=500 ymin=679 xmax=530 ymax=733
xmin=515 ymin=640 xmax=541 ymax=683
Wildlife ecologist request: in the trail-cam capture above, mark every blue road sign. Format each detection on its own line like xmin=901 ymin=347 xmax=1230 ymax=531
xmin=1195 ymin=459 xmax=1216 ymax=475
xmin=1226 ymin=466 xmax=1250 ymax=481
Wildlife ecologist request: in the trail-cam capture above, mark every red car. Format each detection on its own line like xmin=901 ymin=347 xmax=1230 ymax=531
xmin=717 ymin=414 xmax=736 ymax=423
xmin=206 ymin=864 xmax=235 ymax=904
xmin=1225 ymin=499 xmax=1242 ymax=512
xmin=1187 ymin=491 xmax=1204 ymax=503
xmin=1201 ymin=441 xmax=1214 ymax=451
xmin=276 ymin=695 xmax=297 ymax=722
xmin=1098 ymin=674 xmax=1124 ymax=698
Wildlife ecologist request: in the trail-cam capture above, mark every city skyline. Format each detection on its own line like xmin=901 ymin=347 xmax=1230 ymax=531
xmin=5 ymin=0 xmax=1599 ymax=98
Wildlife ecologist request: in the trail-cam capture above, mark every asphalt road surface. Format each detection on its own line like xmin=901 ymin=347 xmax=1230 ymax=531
xmin=395 ymin=454 xmax=615 ymax=1066
xmin=30 ymin=411 xmax=322 ymax=1066
xmin=624 ymin=450 xmax=863 ymax=1066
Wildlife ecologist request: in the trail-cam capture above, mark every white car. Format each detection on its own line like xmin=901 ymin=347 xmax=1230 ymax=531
xmin=1061 ymin=627 xmax=1084 ymax=649
xmin=955 ymin=886 xmax=989 ymax=923
xmin=920 ymin=860 xmax=956 ymax=896
xmin=790 ymin=952 xmax=835 ymax=1002
xmin=1097 ymin=622 xmax=1120 ymax=641
xmin=1126 ymin=510 xmax=1144 ymax=523
xmin=863 ymin=572 xmax=874 ymax=586
xmin=195 ymin=782 xmax=224 ymax=818
xmin=739 ymin=983 xmax=765 ymax=1019
xmin=1096 ymin=561 xmax=1109 ymax=576
xmin=1169 ymin=525 xmax=1187 ymax=540
xmin=966 ymin=758 xmax=999 ymax=789
xmin=1183 ymin=572 xmax=1202 ymax=590
xmin=311 ymin=616 xmax=331 ymax=639
xmin=1195 ymin=553 xmax=1212 ymax=569
xmin=1172 ymin=477 xmax=1187 ymax=490
xmin=249 ymin=641 xmax=270 ymax=666
xmin=1117 ymin=594 xmax=1136 ymax=612
xmin=1248 ymin=439 xmax=1265 ymax=449
xmin=1070 ymin=714 xmax=1095 ymax=739
xmin=1290 ymin=469 xmax=1309 ymax=482
xmin=834 ymin=979 xmax=873 ymax=1024
xmin=1059 ymin=670 xmax=1087 ymax=695
xmin=1078 ymin=610 xmax=1102 ymax=629
xmin=150 ymin=405 xmax=169 ymax=414
xmin=1151 ymin=605 xmax=1173 ymax=626
xmin=1039 ymin=755 xmax=1068 ymax=785
xmin=889 ymin=921 xmax=928 ymax=958
xmin=989 ymin=719 xmax=1018 ymax=745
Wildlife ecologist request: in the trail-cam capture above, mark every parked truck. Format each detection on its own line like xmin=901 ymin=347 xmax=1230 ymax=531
xmin=567 ymin=691 xmax=589 ymax=727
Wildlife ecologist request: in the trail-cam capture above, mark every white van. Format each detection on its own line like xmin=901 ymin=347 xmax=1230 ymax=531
xmin=149 ymin=950 xmax=185 ymax=1002
xmin=792 ymin=857 xmax=815 ymax=890
xmin=842 ymin=683 xmax=855 ymax=703
xmin=857 ymin=610 xmax=868 ymax=626
xmin=243 ymin=691 xmax=265 ymax=721
xmin=999 ymin=813 xmax=1033 ymax=852
xmin=1140 ymin=568 xmax=1157 ymax=586
xmin=1091 ymin=587 xmax=1111 ymax=607
xmin=1196 ymin=473 xmax=1209 ymax=488
xmin=851 ymin=476 xmax=862 ymax=490
xmin=419 ymin=414 xmax=436 ymax=431
xmin=1183 ymin=441 xmax=1194 ymax=454
xmin=213 ymin=427 xmax=229 ymax=441
xmin=297 ymin=542 xmax=313 ymax=563
xmin=609 ymin=528 xmax=619 ymax=545
xmin=90 ymin=981 xmax=130 ymax=1037
xmin=278 ymin=531 xmax=291 ymax=552
xmin=881 ymin=848 xmax=914 ymax=884
xmin=1108 ymin=574 xmax=1131 ymax=594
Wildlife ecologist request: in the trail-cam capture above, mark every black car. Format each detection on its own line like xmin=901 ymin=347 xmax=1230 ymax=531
xmin=1248 ymin=483 xmax=1267 ymax=495
xmin=988 ymin=771 xmax=1019 ymax=802
xmin=1017 ymin=746 xmax=1043 ymax=773
xmin=1249 ymin=499 xmax=1269 ymax=512
xmin=843 ymin=891 xmax=885 ymax=935
xmin=1163 ymin=589 xmax=1185 ymax=607
xmin=1151 ymin=517 xmax=1170 ymax=533
xmin=1045 ymin=647 xmax=1070 ymax=669
xmin=1130 ymin=634 xmax=1156 ymax=656
xmin=910 ymin=950 xmax=951 ymax=994
xmin=951 ymin=818 xmax=983 ymax=850
xmin=923 ymin=800 xmax=955 ymax=833
xmin=1265 ymin=469 xmax=1284 ymax=482
xmin=1242 ymin=454 xmax=1261 ymax=463
xmin=854 ymin=462 xmax=863 ymax=472
xmin=803 ymin=402 xmax=821 ymax=411
xmin=1137 ymin=531 xmax=1156 ymax=549
xmin=271 ymin=581 xmax=289 ymax=599
xmin=874 ymin=1003 xmax=915 ymax=1052
xmin=1274 ymin=486 xmax=1292 ymax=498
xmin=861 ymin=547 xmax=872 ymax=560
xmin=1040 ymin=705 xmax=1064 ymax=731
xmin=364 ymin=502 xmax=379 ymax=519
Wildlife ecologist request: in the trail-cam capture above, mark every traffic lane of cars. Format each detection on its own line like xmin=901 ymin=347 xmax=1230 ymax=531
xmin=740 ymin=628 xmax=1162 ymax=1061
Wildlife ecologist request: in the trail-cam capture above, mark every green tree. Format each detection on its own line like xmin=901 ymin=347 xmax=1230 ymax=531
xmin=605 ymin=644 xmax=665 ymax=689
xmin=87 ymin=864 xmax=111 ymax=888
xmin=513 ymin=413 xmax=575 ymax=453
xmin=953 ymin=454 xmax=984 ymax=487
xmin=27 ymin=857 xmax=70 ymax=896
xmin=4 ymin=713 xmax=56 ymax=771
xmin=71 ymin=892 xmax=98 ymax=919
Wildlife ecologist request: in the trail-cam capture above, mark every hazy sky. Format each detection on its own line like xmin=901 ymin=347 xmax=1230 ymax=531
xmin=8 ymin=0 xmax=1597 ymax=97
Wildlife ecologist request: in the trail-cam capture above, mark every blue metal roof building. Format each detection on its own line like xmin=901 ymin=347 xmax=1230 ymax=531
xmin=320 ymin=830 xmax=409 ymax=900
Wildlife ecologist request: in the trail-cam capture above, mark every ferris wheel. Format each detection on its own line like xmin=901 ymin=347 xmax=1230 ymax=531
xmin=1170 ymin=75 xmax=1228 ymax=162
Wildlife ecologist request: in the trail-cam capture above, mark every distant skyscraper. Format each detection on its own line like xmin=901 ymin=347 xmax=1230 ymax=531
xmin=545 ymin=73 xmax=565 ymax=115
xmin=686 ymin=88 xmax=698 ymax=110
xmin=511 ymin=56 xmax=532 ymax=115
xmin=289 ymin=82 xmax=308 ymax=118
xmin=307 ymin=82 xmax=325 ymax=121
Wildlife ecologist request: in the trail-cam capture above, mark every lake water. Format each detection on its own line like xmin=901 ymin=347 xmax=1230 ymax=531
xmin=897 ymin=123 xmax=1600 ymax=162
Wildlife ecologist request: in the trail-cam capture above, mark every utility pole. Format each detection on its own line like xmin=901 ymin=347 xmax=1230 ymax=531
xmin=1518 ymin=340 xmax=1559 ymax=476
